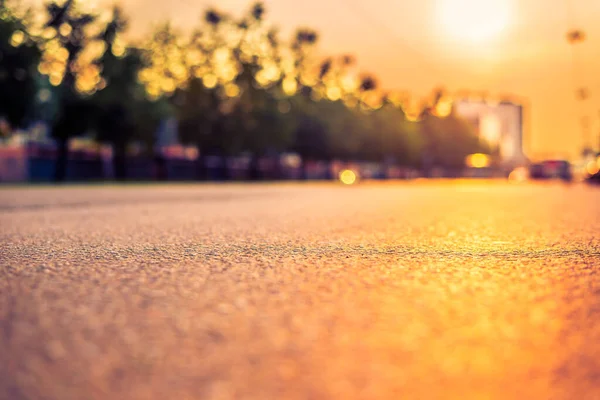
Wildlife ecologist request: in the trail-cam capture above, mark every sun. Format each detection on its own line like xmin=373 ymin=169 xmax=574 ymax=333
xmin=437 ymin=0 xmax=513 ymax=43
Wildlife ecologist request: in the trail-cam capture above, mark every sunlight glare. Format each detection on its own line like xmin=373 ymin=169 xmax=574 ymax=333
xmin=437 ymin=0 xmax=513 ymax=43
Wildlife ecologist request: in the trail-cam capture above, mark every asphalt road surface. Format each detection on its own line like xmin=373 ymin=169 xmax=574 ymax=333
xmin=1 ymin=181 xmax=600 ymax=400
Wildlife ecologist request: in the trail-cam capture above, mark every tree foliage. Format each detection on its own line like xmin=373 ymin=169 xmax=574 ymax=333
xmin=90 ymin=6 xmax=168 ymax=179
xmin=0 ymin=0 xmax=41 ymax=131
xmin=4 ymin=0 xmax=487 ymax=181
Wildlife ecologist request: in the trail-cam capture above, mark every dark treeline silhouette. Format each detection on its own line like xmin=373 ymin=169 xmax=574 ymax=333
xmin=0 ymin=0 xmax=489 ymax=181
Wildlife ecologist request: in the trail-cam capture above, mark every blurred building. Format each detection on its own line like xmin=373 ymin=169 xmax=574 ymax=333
xmin=454 ymin=99 xmax=528 ymax=169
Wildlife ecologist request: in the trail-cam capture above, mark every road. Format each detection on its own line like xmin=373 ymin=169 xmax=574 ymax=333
xmin=1 ymin=181 xmax=599 ymax=400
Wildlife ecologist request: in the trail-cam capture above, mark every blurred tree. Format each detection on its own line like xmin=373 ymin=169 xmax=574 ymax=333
xmin=236 ymin=86 xmax=295 ymax=179
xmin=303 ymin=72 xmax=380 ymax=162
xmin=138 ymin=2 xmax=418 ymax=181
xmin=162 ymin=2 xmax=296 ymax=180
xmin=91 ymin=6 xmax=168 ymax=180
xmin=289 ymin=27 xmax=318 ymax=94
xmin=40 ymin=0 xmax=102 ymax=181
xmin=288 ymin=34 xmax=366 ymax=175
xmin=173 ymin=77 xmax=224 ymax=180
xmin=369 ymin=101 xmax=423 ymax=167
xmin=94 ymin=1 xmax=488 ymax=182
xmin=327 ymin=102 xmax=368 ymax=160
xmin=418 ymin=89 xmax=487 ymax=172
xmin=90 ymin=6 xmax=131 ymax=180
xmin=436 ymin=111 xmax=488 ymax=168
xmin=289 ymin=99 xmax=330 ymax=179
xmin=0 ymin=0 xmax=41 ymax=133
xmin=232 ymin=4 xmax=296 ymax=179
xmin=166 ymin=10 xmax=234 ymax=180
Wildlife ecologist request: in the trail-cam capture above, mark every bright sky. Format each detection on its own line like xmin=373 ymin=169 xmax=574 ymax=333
xmin=32 ymin=0 xmax=600 ymax=159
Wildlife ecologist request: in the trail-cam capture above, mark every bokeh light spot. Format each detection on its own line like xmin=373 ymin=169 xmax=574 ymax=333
xmin=224 ymin=83 xmax=240 ymax=98
xmin=326 ymin=86 xmax=342 ymax=101
xmin=203 ymin=74 xmax=218 ymax=89
xmin=586 ymin=160 xmax=599 ymax=176
xmin=58 ymin=23 xmax=72 ymax=37
xmin=10 ymin=31 xmax=25 ymax=47
xmin=49 ymin=74 xmax=63 ymax=86
xmin=465 ymin=153 xmax=491 ymax=168
xmin=282 ymin=77 xmax=297 ymax=96
xmin=339 ymin=169 xmax=357 ymax=185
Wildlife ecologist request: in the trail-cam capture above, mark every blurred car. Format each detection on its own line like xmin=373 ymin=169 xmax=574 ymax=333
xmin=529 ymin=160 xmax=572 ymax=182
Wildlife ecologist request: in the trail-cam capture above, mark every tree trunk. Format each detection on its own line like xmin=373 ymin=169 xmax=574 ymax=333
xmin=196 ymin=148 xmax=207 ymax=181
xmin=272 ymin=155 xmax=283 ymax=181
xmin=324 ymin=158 xmax=333 ymax=180
xmin=112 ymin=142 xmax=127 ymax=181
xmin=248 ymin=154 xmax=260 ymax=181
xmin=300 ymin=157 xmax=309 ymax=180
xmin=218 ymin=155 xmax=230 ymax=181
xmin=54 ymin=137 xmax=69 ymax=183
xmin=154 ymin=153 xmax=167 ymax=181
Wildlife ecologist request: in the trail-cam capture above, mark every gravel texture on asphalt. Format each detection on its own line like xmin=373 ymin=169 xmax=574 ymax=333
xmin=1 ymin=181 xmax=599 ymax=400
